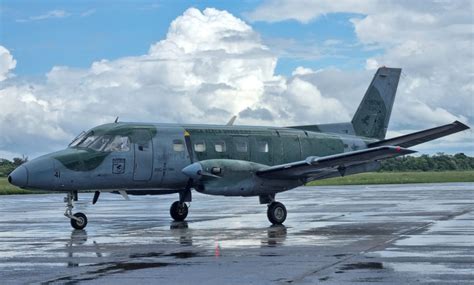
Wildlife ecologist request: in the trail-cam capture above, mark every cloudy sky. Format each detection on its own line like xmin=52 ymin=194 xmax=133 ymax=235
xmin=0 ymin=0 xmax=472 ymax=159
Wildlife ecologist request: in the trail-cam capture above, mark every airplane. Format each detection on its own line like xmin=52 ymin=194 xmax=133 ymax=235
xmin=8 ymin=67 xmax=470 ymax=230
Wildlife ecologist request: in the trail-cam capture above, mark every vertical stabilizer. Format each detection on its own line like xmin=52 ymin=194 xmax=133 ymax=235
xmin=351 ymin=67 xmax=401 ymax=139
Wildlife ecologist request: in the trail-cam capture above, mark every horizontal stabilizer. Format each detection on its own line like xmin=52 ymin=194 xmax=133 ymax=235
xmin=257 ymin=146 xmax=415 ymax=179
xmin=368 ymin=121 xmax=470 ymax=148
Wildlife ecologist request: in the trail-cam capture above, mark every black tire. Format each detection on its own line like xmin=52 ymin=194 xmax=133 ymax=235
xmin=267 ymin=202 xmax=287 ymax=225
xmin=70 ymin=212 xmax=88 ymax=230
xmin=170 ymin=201 xmax=188 ymax=221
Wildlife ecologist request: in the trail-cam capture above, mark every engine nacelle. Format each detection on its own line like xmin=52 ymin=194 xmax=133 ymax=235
xmin=182 ymin=159 xmax=300 ymax=196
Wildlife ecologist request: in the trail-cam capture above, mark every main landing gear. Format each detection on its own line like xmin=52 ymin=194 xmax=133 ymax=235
xmin=267 ymin=202 xmax=287 ymax=225
xmin=64 ymin=192 xmax=88 ymax=230
xmin=170 ymin=189 xmax=191 ymax=222
xmin=170 ymin=201 xmax=188 ymax=221
xmin=261 ymin=194 xmax=287 ymax=225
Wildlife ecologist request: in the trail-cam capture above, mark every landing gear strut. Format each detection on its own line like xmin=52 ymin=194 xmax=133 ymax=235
xmin=64 ymin=192 xmax=88 ymax=230
xmin=267 ymin=202 xmax=287 ymax=225
xmin=170 ymin=201 xmax=188 ymax=221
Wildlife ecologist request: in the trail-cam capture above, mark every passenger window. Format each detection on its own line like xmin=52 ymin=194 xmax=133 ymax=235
xmin=257 ymin=141 xmax=269 ymax=153
xmin=235 ymin=139 xmax=248 ymax=152
xmin=194 ymin=141 xmax=206 ymax=152
xmin=215 ymin=141 xmax=226 ymax=153
xmin=173 ymin=139 xmax=185 ymax=152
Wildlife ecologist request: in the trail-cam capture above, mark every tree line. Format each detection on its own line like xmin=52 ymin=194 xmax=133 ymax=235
xmin=380 ymin=153 xmax=474 ymax=172
xmin=0 ymin=153 xmax=473 ymax=177
xmin=0 ymin=157 xmax=28 ymax=177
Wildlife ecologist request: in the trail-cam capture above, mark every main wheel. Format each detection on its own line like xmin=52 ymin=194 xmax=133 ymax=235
xmin=267 ymin=202 xmax=287 ymax=225
xmin=70 ymin=212 xmax=88 ymax=230
xmin=170 ymin=201 xmax=188 ymax=221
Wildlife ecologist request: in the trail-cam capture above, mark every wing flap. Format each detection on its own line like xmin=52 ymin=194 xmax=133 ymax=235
xmin=368 ymin=121 xmax=469 ymax=148
xmin=257 ymin=146 xmax=415 ymax=179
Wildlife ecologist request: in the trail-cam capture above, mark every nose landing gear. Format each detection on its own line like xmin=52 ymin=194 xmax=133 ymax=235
xmin=64 ymin=192 xmax=88 ymax=230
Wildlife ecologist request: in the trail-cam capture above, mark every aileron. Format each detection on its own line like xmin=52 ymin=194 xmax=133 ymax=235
xmin=257 ymin=146 xmax=416 ymax=179
xmin=368 ymin=121 xmax=469 ymax=148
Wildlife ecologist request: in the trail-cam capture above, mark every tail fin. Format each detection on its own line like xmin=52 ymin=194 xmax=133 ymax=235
xmin=351 ymin=67 xmax=401 ymax=139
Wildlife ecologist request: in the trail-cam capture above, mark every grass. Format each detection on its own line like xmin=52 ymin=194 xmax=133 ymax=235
xmin=1 ymin=171 xmax=473 ymax=194
xmin=307 ymin=170 xmax=474 ymax=186
xmin=0 ymin=177 xmax=46 ymax=195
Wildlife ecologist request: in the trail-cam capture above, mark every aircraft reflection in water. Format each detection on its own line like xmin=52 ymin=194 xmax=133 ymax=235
xmin=8 ymin=67 xmax=469 ymax=230
xmin=64 ymin=224 xmax=286 ymax=268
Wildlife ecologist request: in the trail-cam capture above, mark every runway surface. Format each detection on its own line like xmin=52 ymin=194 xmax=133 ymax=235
xmin=0 ymin=183 xmax=473 ymax=284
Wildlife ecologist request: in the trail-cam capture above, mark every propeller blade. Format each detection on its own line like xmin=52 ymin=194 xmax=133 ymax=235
xmin=92 ymin=191 xmax=100 ymax=205
xmin=184 ymin=130 xmax=194 ymax=163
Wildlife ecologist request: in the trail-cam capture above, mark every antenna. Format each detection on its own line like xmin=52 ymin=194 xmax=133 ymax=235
xmin=226 ymin=115 xmax=237 ymax=126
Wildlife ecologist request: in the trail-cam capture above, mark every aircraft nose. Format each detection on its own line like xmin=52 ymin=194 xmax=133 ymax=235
xmin=8 ymin=165 xmax=28 ymax=188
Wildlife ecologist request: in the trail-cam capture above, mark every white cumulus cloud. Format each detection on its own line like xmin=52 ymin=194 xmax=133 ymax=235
xmin=0 ymin=46 xmax=16 ymax=81
xmin=1 ymin=4 xmax=472 ymax=158
xmin=247 ymin=0 xmax=473 ymax=153
xmin=0 ymin=8 xmax=349 ymax=159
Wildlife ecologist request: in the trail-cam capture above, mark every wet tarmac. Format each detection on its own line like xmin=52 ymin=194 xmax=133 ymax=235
xmin=0 ymin=183 xmax=473 ymax=284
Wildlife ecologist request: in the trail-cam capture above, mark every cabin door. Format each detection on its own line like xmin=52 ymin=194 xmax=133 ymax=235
xmin=133 ymin=129 xmax=154 ymax=181
xmin=157 ymin=128 xmax=188 ymax=185
xmin=281 ymin=135 xmax=301 ymax=163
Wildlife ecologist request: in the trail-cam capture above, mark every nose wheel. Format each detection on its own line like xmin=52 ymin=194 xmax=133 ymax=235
xmin=267 ymin=202 xmax=287 ymax=225
xmin=64 ymin=192 xmax=88 ymax=230
xmin=70 ymin=212 xmax=88 ymax=230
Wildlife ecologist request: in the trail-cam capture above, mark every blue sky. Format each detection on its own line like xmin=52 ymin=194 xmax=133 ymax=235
xmin=1 ymin=0 xmax=376 ymax=77
xmin=0 ymin=1 xmax=472 ymax=158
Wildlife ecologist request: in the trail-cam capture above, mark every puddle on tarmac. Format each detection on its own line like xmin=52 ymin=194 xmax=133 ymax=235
xmin=340 ymin=262 xmax=384 ymax=270
xmin=48 ymin=261 xmax=173 ymax=284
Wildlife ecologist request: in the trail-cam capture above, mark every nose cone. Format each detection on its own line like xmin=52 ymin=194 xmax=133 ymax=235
xmin=8 ymin=166 xmax=28 ymax=188
xmin=8 ymin=157 xmax=57 ymax=190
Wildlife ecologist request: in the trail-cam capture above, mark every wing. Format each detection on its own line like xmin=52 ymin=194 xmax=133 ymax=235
xmin=257 ymin=146 xmax=415 ymax=179
xmin=368 ymin=121 xmax=469 ymax=148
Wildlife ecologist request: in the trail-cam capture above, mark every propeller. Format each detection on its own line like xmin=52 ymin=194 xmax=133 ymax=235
xmin=182 ymin=162 xmax=221 ymax=180
xmin=182 ymin=130 xmax=195 ymax=200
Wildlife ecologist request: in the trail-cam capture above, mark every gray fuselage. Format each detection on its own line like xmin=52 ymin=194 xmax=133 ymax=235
xmin=9 ymin=122 xmax=374 ymax=196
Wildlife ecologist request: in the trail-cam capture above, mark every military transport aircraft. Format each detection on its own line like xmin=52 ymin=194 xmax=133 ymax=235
xmin=8 ymin=67 xmax=469 ymax=230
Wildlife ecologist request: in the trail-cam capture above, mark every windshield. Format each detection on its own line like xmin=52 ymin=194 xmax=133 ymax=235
xmin=69 ymin=131 xmax=86 ymax=147
xmin=70 ymin=131 xmax=130 ymax=152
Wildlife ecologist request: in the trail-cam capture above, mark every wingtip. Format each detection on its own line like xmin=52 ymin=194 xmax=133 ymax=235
xmin=453 ymin=120 xmax=470 ymax=130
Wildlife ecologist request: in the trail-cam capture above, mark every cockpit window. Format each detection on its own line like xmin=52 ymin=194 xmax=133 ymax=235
xmin=77 ymin=134 xmax=98 ymax=148
xmin=69 ymin=131 xmax=86 ymax=147
xmin=104 ymin=136 xmax=130 ymax=152
xmin=71 ymin=131 xmax=130 ymax=152
xmin=88 ymin=135 xmax=113 ymax=151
